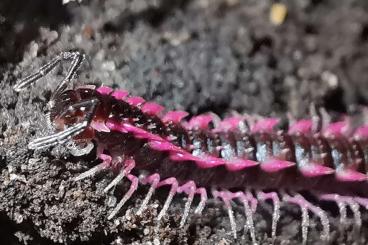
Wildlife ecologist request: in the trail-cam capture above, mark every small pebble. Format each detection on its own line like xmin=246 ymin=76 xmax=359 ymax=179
xmin=270 ymin=3 xmax=287 ymax=26
xmin=153 ymin=238 xmax=160 ymax=245
xmin=102 ymin=61 xmax=116 ymax=71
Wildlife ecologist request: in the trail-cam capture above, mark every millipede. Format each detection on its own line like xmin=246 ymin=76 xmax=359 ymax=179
xmin=13 ymin=51 xmax=368 ymax=244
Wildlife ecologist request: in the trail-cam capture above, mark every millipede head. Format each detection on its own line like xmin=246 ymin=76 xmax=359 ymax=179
xmin=46 ymin=89 xmax=99 ymax=150
xmin=50 ymin=90 xmax=81 ymax=129
xmin=27 ymin=89 xmax=99 ymax=151
xmin=12 ymin=51 xmax=99 ymax=150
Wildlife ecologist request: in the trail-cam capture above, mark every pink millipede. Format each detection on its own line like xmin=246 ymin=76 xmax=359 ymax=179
xmin=13 ymin=51 xmax=368 ymax=243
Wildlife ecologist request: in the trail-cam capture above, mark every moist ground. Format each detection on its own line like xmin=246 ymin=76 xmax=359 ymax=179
xmin=1 ymin=0 xmax=368 ymax=244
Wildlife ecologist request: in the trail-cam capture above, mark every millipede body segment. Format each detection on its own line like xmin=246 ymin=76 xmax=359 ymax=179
xmin=13 ymin=51 xmax=368 ymax=243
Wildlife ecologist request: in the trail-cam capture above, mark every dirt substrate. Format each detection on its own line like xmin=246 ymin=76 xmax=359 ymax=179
xmin=1 ymin=0 xmax=368 ymax=244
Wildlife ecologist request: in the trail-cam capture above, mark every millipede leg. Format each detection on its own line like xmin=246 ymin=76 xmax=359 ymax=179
xmin=337 ymin=200 xmax=348 ymax=226
xmin=136 ymin=174 xmax=160 ymax=215
xmin=14 ymin=51 xmax=85 ymax=98
xmin=28 ymin=121 xmax=88 ymax=149
xmin=283 ymin=192 xmax=330 ymax=244
xmin=74 ymin=153 xmax=111 ymax=181
xmin=341 ymin=199 xmax=361 ymax=228
xmin=354 ymin=197 xmax=368 ymax=233
xmin=354 ymin=197 xmax=368 ymax=209
xmin=239 ymin=192 xmax=256 ymax=244
xmin=194 ymin=188 xmax=207 ymax=214
xmin=74 ymin=163 xmax=105 ymax=182
xmin=257 ymin=191 xmax=280 ymax=241
xmin=108 ymin=174 xmax=139 ymax=220
xmin=226 ymin=201 xmax=237 ymax=239
xmin=232 ymin=190 xmax=258 ymax=244
xmin=177 ymin=181 xmax=196 ymax=227
xmin=320 ymin=194 xmax=361 ymax=229
xmin=245 ymin=190 xmax=258 ymax=213
xmin=104 ymin=172 xmax=125 ymax=193
xmin=66 ymin=140 xmax=94 ymax=157
xmin=157 ymin=178 xmax=178 ymax=221
xmin=348 ymin=200 xmax=361 ymax=235
xmin=213 ymin=190 xmax=258 ymax=241
xmin=282 ymin=192 xmax=309 ymax=244
xmin=300 ymin=204 xmax=309 ymax=245
xmin=212 ymin=190 xmax=239 ymax=239
xmin=104 ymin=159 xmax=135 ymax=193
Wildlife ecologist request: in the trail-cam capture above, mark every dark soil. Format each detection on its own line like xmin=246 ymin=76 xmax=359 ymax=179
xmin=1 ymin=0 xmax=368 ymax=244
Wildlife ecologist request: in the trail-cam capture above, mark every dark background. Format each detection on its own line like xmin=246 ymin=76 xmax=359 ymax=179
xmin=1 ymin=0 xmax=368 ymax=244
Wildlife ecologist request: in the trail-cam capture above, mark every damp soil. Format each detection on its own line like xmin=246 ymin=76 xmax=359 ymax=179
xmin=1 ymin=0 xmax=368 ymax=244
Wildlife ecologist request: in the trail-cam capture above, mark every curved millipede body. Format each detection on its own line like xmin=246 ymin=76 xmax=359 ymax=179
xmin=14 ymin=51 xmax=368 ymax=244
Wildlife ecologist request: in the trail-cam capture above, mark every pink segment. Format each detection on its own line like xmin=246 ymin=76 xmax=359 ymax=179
xmin=157 ymin=177 xmax=178 ymax=188
xmin=123 ymin=159 xmax=136 ymax=172
xmin=107 ymin=114 xmax=256 ymax=171
xmin=91 ymin=120 xmax=111 ymax=132
xmin=127 ymin=174 xmax=139 ymax=189
xmin=148 ymin=140 xmax=185 ymax=153
xmin=354 ymin=125 xmax=368 ymax=140
xmin=299 ymin=163 xmax=335 ymax=177
xmin=319 ymin=193 xmax=339 ymax=201
xmin=126 ymin=96 xmax=145 ymax=106
xmin=225 ymin=158 xmax=259 ymax=171
xmin=111 ymin=89 xmax=129 ymax=100
xmin=169 ymin=152 xmax=225 ymax=168
xmin=188 ymin=114 xmax=213 ymax=129
xmin=99 ymin=153 xmax=112 ymax=167
xmin=141 ymin=102 xmax=164 ymax=115
xmin=323 ymin=121 xmax=349 ymax=138
xmin=319 ymin=194 xmax=357 ymax=204
xmin=212 ymin=190 xmax=242 ymax=204
xmin=288 ymin=119 xmax=313 ymax=135
xmin=96 ymin=86 xmax=113 ymax=95
xmin=257 ymin=191 xmax=279 ymax=202
xmin=169 ymin=152 xmax=199 ymax=162
xmin=215 ymin=116 xmax=243 ymax=132
xmin=107 ymin=120 xmax=164 ymax=143
xmin=141 ymin=173 xmax=160 ymax=185
xmin=107 ymin=119 xmax=179 ymax=149
xmin=242 ymin=191 xmax=258 ymax=213
xmin=260 ymin=158 xmax=295 ymax=173
xmin=355 ymin=197 xmax=368 ymax=209
xmin=162 ymin=111 xmax=189 ymax=123
xmin=106 ymin=119 xmax=128 ymax=133
xmin=177 ymin=181 xmax=196 ymax=194
xmin=195 ymin=154 xmax=226 ymax=168
xmin=251 ymin=118 xmax=280 ymax=133
xmin=122 ymin=123 xmax=163 ymax=141
xmin=336 ymin=169 xmax=367 ymax=182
